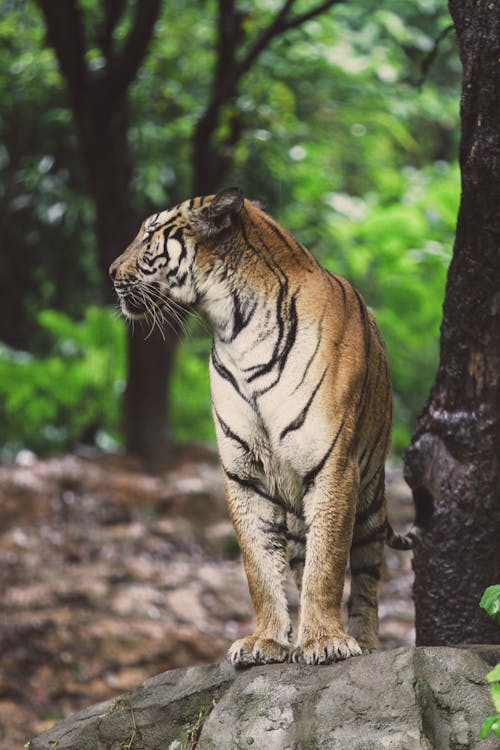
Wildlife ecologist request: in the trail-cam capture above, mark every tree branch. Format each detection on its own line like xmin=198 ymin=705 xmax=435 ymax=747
xmin=416 ymin=23 xmax=455 ymax=87
xmin=99 ymin=0 xmax=127 ymax=61
xmin=210 ymin=0 xmax=343 ymax=114
xmin=215 ymin=0 xmax=239 ymax=88
xmin=35 ymin=0 xmax=88 ymax=102
xmin=193 ymin=0 xmax=343 ymax=192
xmin=280 ymin=0 xmax=345 ymax=32
xmin=103 ymin=0 xmax=161 ymax=100
xmin=230 ymin=0 xmax=295 ymax=87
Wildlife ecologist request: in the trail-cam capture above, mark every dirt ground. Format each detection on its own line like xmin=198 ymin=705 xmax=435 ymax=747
xmin=0 ymin=445 xmax=416 ymax=749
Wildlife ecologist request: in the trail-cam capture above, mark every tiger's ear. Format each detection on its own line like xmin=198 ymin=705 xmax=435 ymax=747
xmin=251 ymin=197 xmax=267 ymax=211
xmin=192 ymin=187 xmax=244 ymax=239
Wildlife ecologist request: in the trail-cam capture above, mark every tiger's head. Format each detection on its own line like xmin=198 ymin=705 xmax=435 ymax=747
xmin=109 ymin=188 xmax=245 ymax=322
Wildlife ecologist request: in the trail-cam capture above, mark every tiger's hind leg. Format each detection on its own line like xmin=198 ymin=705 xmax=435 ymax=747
xmin=348 ymin=467 xmax=387 ymax=653
xmin=286 ymin=512 xmax=306 ymax=594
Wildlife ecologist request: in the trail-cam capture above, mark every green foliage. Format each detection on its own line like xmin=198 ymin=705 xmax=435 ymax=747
xmin=171 ymin=332 xmax=215 ymax=444
xmin=479 ymin=586 xmax=500 ymax=740
xmin=0 ymin=307 xmax=125 ymax=456
xmin=0 ymin=307 xmax=215 ymax=455
xmin=480 ymin=586 xmax=500 ymax=625
xmin=480 ymin=714 xmax=500 ymax=740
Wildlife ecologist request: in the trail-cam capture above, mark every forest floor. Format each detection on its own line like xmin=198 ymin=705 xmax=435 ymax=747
xmin=0 ymin=445 xmax=416 ymax=750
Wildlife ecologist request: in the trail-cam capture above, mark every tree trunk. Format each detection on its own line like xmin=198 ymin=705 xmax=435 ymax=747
xmin=77 ymin=93 xmax=175 ymax=469
xmin=35 ymin=1 xmax=174 ymax=469
xmin=404 ymin=1 xmax=500 ymax=645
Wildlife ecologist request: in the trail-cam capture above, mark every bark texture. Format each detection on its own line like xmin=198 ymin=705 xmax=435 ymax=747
xmin=404 ymin=1 xmax=500 ymax=645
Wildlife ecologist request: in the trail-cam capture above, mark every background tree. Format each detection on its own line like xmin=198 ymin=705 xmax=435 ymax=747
xmin=404 ymin=0 xmax=500 ymax=645
xmin=34 ymin=0 xmax=176 ymax=469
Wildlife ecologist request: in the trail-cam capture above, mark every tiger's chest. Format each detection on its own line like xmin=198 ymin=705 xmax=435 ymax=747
xmin=242 ymin=422 xmax=305 ymax=508
xmin=209 ymin=351 xmax=324 ymax=508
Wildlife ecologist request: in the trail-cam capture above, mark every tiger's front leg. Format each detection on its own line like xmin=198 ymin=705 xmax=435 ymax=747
xmin=293 ymin=454 xmax=362 ymax=664
xmin=223 ymin=473 xmax=291 ymax=667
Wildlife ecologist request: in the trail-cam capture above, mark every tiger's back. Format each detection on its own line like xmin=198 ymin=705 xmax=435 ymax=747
xmin=110 ymin=188 xmax=410 ymax=666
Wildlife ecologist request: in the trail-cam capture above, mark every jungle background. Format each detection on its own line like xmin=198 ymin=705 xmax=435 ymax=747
xmin=0 ymin=0 xmax=463 ymax=747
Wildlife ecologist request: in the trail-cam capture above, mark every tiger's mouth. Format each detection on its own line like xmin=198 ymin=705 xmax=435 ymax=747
xmin=118 ymin=291 xmax=149 ymax=319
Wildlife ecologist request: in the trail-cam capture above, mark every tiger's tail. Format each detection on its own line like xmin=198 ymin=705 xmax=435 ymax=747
xmin=385 ymin=521 xmax=421 ymax=550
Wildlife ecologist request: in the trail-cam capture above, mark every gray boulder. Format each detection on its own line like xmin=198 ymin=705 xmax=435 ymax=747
xmin=29 ymin=646 xmax=499 ymax=750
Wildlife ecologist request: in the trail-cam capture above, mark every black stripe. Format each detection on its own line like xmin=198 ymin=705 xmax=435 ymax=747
xmin=254 ymin=293 xmax=299 ymax=396
xmin=351 ymin=521 xmax=387 ymax=549
xmin=239 ymin=219 xmax=291 ymax=374
xmin=223 ymin=468 xmax=302 ymax=518
xmin=289 ymin=556 xmax=305 ymax=568
xmin=326 ymin=270 xmax=347 ymax=308
xmin=261 ymin=216 xmax=314 ymax=267
xmin=145 ymin=213 xmax=160 ymax=232
xmin=169 ymin=271 xmax=187 ymax=287
xmin=347 ymin=591 xmax=375 ymax=610
xmin=240 ymin=220 xmax=288 ymax=288
xmin=286 ymin=532 xmax=305 ymax=543
xmin=353 ymin=287 xmax=372 ymax=419
xmin=355 ymin=473 xmax=385 ymax=525
xmin=141 ymin=252 xmax=167 ymax=268
xmin=223 ymin=468 xmax=271 ymax=501
xmin=274 ymin=292 xmax=298 ymax=375
xmin=293 ymin=322 xmax=323 ymax=393
xmin=359 ymin=446 xmax=368 ymax=474
xmin=265 ymin=538 xmax=287 ymax=552
xmin=350 ymin=565 xmax=381 ymax=580
xmin=360 ymin=419 xmax=391 ymax=487
xmin=261 ymin=519 xmax=288 ymax=552
xmin=280 ymin=366 xmax=328 ymax=440
xmin=158 ymin=218 xmax=178 ymax=235
xmin=261 ymin=521 xmax=286 ymax=552
xmin=303 ymin=419 xmax=345 ymax=489
xmin=227 ymin=292 xmax=257 ymax=342
xmin=238 ymin=220 xmax=299 ymax=388
xmin=246 ymin=284 xmax=287 ymax=382
xmin=214 ymin=408 xmax=250 ymax=452
xmin=136 ymin=262 xmax=160 ymax=276
xmin=211 ymin=347 xmax=249 ymax=402
xmin=261 ymin=520 xmax=287 ymax=535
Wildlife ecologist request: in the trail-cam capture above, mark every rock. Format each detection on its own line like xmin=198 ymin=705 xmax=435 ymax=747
xmin=29 ymin=662 xmax=236 ymax=750
xmin=29 ymin=646 xmax=500 ymax=750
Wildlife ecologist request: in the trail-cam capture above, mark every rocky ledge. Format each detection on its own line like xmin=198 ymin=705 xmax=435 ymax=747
xmin=29 ymin=645 xmax=499 ymax=750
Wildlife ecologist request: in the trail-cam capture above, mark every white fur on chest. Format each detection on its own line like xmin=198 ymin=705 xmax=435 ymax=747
xmin=210 ymin=358 xmax=329 ymax=508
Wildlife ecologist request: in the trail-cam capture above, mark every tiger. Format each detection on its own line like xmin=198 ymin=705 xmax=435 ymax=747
xmin=109 ymin=187 xmax=417 ymax=667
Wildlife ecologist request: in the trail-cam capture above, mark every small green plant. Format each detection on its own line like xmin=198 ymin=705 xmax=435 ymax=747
xmin=479 ymin=585 xmax=500 ymax=740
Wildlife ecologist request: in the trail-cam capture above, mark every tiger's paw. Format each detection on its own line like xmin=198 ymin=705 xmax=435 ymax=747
xmin=228 ymin=636 xmax=290 ymax=668
xmin=291 ymin=632 xmax=362 ymax=665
